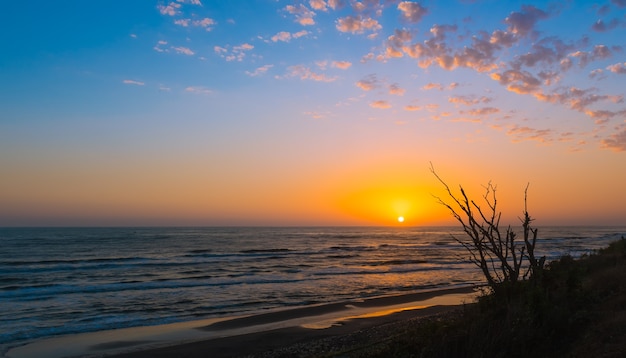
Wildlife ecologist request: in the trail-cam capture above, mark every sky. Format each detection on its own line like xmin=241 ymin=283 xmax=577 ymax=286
xmin=1 ymin=0 xmax=625 ymax=227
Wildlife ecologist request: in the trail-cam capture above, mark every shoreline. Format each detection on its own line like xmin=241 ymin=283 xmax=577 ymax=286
xmin=6 ymin=285 xmax=479 ymax=358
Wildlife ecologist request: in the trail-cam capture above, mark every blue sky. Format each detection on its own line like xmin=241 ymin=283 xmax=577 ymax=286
xmin=1 ymin=1 xmax=625 ymax=226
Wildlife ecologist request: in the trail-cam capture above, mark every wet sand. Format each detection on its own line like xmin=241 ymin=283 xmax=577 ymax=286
xmin=6 ymin=285 xmax=479 ymax=358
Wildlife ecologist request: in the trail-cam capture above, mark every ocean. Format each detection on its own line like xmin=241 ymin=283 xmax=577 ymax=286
xmin=1 ymin=226 xmax=624 ymax=355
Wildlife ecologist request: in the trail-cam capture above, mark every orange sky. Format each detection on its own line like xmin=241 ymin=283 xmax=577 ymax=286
xmin=1 ymin=1 xmax=625 ymax=226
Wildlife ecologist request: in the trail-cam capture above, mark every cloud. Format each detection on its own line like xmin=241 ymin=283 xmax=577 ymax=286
xmin=177 ymin=0 xmax=202 ymax=4
xmin=193 ymin=18 xmax=216 ymax=31
xmin=534 ymin=87 xmax=624 ymax=117
xmin=506 ymin=125 xmax=554 ymax=143
xmin=336 ymin=15 xmax=381 ymax=34
xmin=157 ymin=2 xmax=181 ymax=16
xmin=611 ymin=0 xmax=626 ymax=7
xmin=271 ymin=30 xmax=309 ymax=42
xmin=246 ymin=64 xmax=274 ymax=77
xmin=592 ymin=18 xmax=621 ymax=32
xmin=385 ymin=29 xmax=414 ymax=58
xmin=388 ymin=83 xmax=405 ymax=96
xmin=214 ymin=43 xmax=254 ymax=61
xmin=173 ymin=46 xmax=195 ymax=56
xmin=185 ymin=86 xmax=212 ymax=94
xmin=285 ymin=4 xmax=316 ymax=25
xmin=283 ymin=65 xmax=337 ymax=82
xmin=398 ymin=1 xmax=428 ymax=23
xmin=122 ymin=80 xmax=145 ymax=86
xmin=503 ymin=5 xmax=549 ymax=37
xmin=356 ymin=74 xmax=378 ymax=91
xmin=589 ymin=68 xmax=605 ymax=79
xmin=465 ymin=107 xmax=500 ymax=116
xmin=607 ymin=62 xmax=626 ymax=74
xmin=422 ymin=82 xmax=443 ymax=91
xmin=601 ymin=125 xmax=626 ymax=151
xmin=404 ymin=105 xmax=422 ymax=111
xmin=448 ymin=95 xmax=492 ymax=106
xmin=491 ymin=70 xmax=542 ymax=94
xmin=272 ymin=31 xmax=292 ymax=42
xmin=174 ymin=19 xmax=190 ymax=27
xmin=309 ymin=0 xmax=327 ymax=11
xmin=154 ymin=40 xmax=168 ymax=53
xmin=304 ymin=111 xmax=327 ymax=119
xmin=568 ymin=45 xmax=613 ymax=68
xmin=369 ymin=100 xmax=391 ymax=109
xmin=332 ymin=60 xmax=352 ymax=69
xmin=512 ymin=37 xmax=575 ymax=69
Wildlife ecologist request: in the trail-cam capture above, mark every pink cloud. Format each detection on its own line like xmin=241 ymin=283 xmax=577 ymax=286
xmin=601 ymin=125 xmax=626 ymax=151
xmin=271 ymin=30 xmax=309 ymax=43
xmin=404 ymin=105 xmax=422 ymax=111
xmin=309 ymin=0 xmax=327 ymax=11
xmin=506 ymin=125 xmax=554 ymax=143
xmin=491 ymin=70 xmax=541 ymax=94
xmin=285 ymin=4 xmax=316 ymax=25
xmin=448 ymin=95 xmax=492 ymax=106
xmin=157 ymin=2 xmax=181 ymax=16
xmin=465 ymin=107 xmax=500 ymax=116
xmin=388 ymin=83 xmax=405 ymax=96
xmin=173 ymin=46 xmax=195 ymax=56
xmin=356 ymin=75 xmax=378 ymax=91
xmin=336 ymin=15 xmax=381 ymax=34
xmin=422 ymin=82 xmax=443 ymax=91
xmin=284 ymin=65 xmax=337 ymax=82
xmin=607 ymin=62 xmax=626 ymax=74
xmin=398 ymin=2 xmax=428 ymax=23
xmin=370 ymin=100 xmax=391 ymax=109
xmin=245 ymin=64 xmax=274 ymax=77
xmin=332 ymin=61 xmax=352 ymax=69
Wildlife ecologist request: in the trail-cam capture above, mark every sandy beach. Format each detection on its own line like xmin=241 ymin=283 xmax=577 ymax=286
xmin=6 ymin=286 xmax=479 ymax=358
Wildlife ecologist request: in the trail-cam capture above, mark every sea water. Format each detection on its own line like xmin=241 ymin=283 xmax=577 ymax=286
xmin=1 ymin=226 xmax=624 ymax=355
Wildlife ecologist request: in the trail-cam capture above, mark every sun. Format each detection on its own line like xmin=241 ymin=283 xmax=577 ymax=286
xmin=397 ymin=216 xmax=405 ymax=223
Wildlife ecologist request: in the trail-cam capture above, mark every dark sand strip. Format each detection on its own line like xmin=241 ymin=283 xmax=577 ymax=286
xmin=6 ymin=286 xmax=478 ymax=358
xmin=111 ymin=305 xmax=460 ymax=358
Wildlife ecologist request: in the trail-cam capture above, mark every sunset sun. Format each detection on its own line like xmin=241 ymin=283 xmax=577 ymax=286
xmin=397 ymin=216 xmax=405 ymax=223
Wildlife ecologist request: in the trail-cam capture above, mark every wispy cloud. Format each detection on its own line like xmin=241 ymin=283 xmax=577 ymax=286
xmin=185 ymin=86 xmax=212 ymax=94
xmin=214 ymin=43 xmax=254 ymax=62
xmin=271 ymin=30 xmax=309 ymax=42
xmin=173 ymin=46 xmax=195 ymax=56
xmin=507 ymin=125 xmax=554 ymax=144
xmin=601 ymin=124 xmax=626 ymax=152
xmin=122 ymin=80 xmax=145 ymax=86
xmin=449 ymin=95 xmax=492 ymax=106
xmin=282 ymin=65 xmax=337 ymax=82
xmin=246 ymin=64 xmax=274 ymax=77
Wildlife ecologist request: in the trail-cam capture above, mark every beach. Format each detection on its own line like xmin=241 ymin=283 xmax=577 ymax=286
xmin=6 ymin=286 xmax=479 ymax=358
